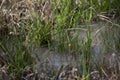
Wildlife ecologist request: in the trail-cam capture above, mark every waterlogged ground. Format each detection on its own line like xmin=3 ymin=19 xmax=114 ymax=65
xmin=33 ymin=22 xmax=106 ymax=66
xmin=0 ymin=0 xmax=120 ymax=79
xmin=0 ymin=22 xmax=120 ymax=79
xmin=32 ymin=22 xmax=120 ymax=79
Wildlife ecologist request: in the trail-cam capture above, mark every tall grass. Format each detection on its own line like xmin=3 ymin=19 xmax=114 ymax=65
xmin=0 ymin=23 xmax=34 ymax=79
xmin=0 ymin=35 xmax=34 ymax=79
xmin=79 ymin=0 xmax=93 ymax=79
xmin=0 ymin=0 xmax=120 ymax=79
xmin=27 ymin=16 xmax=52 ymax=47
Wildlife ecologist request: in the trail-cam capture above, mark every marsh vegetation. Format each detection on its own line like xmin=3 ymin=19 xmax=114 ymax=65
xmin=0 ymin=0 xmax=120 ymax=80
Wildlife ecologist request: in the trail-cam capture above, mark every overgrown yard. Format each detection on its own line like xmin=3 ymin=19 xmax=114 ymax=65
xmin=0 ymin=0 xmax=120 ymax=80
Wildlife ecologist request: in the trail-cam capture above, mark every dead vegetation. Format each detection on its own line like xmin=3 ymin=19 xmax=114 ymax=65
xmin=0 ymin=0 xmax=120 ymax=80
